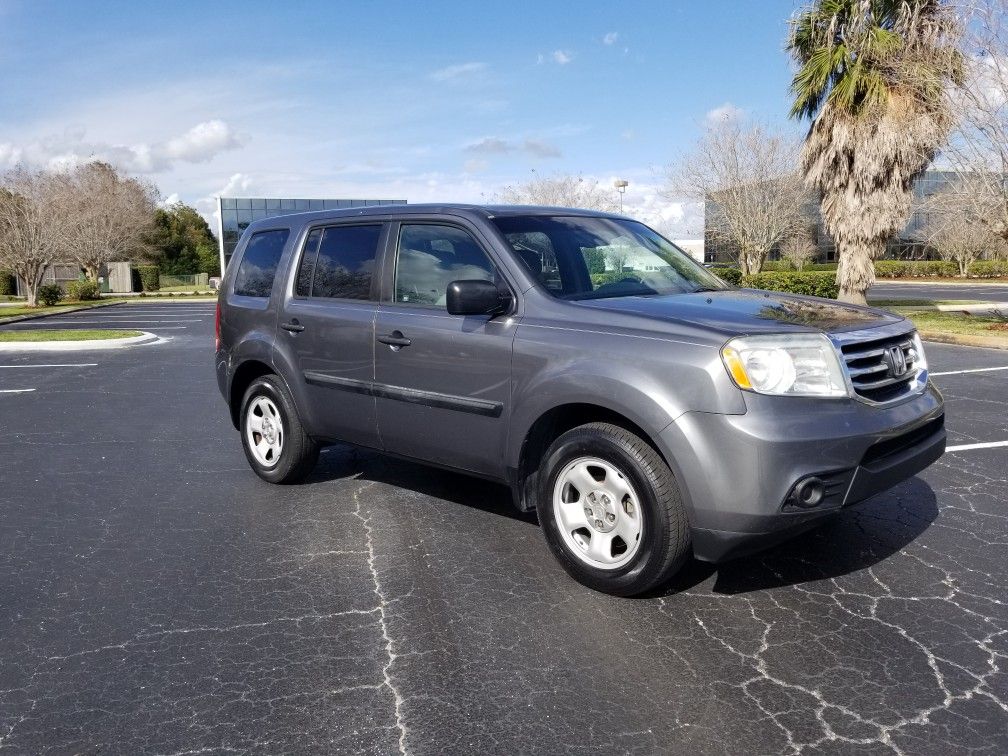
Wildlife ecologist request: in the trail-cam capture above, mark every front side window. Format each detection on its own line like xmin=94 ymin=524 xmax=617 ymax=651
xmin=492 ymin=216 xmax=726 ymax=300
xmin=233 ymin=229 xmax=290 ymax=298
xmin=394 ymin=224 xmax=496 ymax=307
xmin=307 ymin=224 xmax=383 ymax=300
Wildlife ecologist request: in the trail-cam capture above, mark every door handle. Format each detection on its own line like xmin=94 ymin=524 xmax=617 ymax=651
xmin=281 ymin=320 xmax=305 ymax=333
xmin=377 ymin=331 xmax=411 ymax=348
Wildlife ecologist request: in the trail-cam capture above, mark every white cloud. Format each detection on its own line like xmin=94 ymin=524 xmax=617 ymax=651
xmin=430 ymin=62 xmax=487 ymax=81
xmin=552 ymin=50 xmax=573 ymax=65
xmin=463 ymin=137 xmax=561 ymax=159
xmin=0 ymin=119 xmax=243 ymax=174
xmin=463 ymin=159 xmax=488 ymax=174
xmin=522 ymin=139 xmax=561 ymax=158
xmin=465 ymin=137 xmax=512 ymax=155
xmin=603 ymin=32 xmax=619 ymax=46
xmin=162 ymin=120 xmax=241 ymax=163
xmin=161 ymin=192 xmax=180 ymax=206
xmin=705 ymin=102 xmax=744 ymax=125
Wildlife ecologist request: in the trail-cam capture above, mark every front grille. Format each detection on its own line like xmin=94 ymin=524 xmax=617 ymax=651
xmin=840 ymin=331 xmax=921 ymax=403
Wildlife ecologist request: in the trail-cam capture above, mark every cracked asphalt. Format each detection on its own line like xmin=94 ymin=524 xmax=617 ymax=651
xmin=1 ymin=302 xmax=1006 ymax=755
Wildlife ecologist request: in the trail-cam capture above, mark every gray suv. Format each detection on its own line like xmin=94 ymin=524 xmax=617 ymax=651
xmin=215 ymin=205 xmax=945 ymax=596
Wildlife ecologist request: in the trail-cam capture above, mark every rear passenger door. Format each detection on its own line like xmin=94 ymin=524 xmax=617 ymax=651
xmin=373 ymin=221 xmax=517 ymax=476
xmin=279 ymin=222 xmax=387 ymax=448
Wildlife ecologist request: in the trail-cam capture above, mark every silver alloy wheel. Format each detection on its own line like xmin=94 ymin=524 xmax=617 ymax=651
xmin=245 ymin=395 xmax=284 ymax=468
xmin=552 ymin=456 xmax=643 ymax=570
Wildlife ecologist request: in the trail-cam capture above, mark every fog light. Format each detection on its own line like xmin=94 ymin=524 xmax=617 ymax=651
xmin=792 ymin=477 xmax=825 ymax=508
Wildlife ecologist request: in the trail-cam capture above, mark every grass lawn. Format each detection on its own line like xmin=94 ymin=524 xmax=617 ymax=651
xmin=900 ymin=310 xmax=1008 ymax=348
xmin=155 ymin=285 xmax=215 ymax=293
xmin=0 ymin=329 xmax=142 ymax=342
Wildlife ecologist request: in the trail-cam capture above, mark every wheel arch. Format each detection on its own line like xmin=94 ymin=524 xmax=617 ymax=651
xmin=511 ymin=402 xmax=687 ymax=515
xmin=228 ymin=359 xmax=276 ymax=429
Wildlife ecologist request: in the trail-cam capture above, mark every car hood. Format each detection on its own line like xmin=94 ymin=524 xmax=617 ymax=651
xmin=574 ymin=289 xmax=903 ymax=335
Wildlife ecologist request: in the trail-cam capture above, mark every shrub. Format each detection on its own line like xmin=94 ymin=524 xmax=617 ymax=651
xmin=761 ymin=260 xmax=794 ymax=272
xmin=136 ymin=265 xmax=160 ymax=292
xmin=38 ymin=284 xmax=64 ymax=306
xmin=874 ymin=260 xmax=957 ymax=278
xmin=65 ymin=279 xmax=101 ymax=301
xmin=711 ymin=267 xmax=742 ymax=285
xmin=970 ymin=260 xmax=1008 ymax=278
xmin=0 ymin=270 xmax=14 ymax=296
xmin=742 ymin=271 xmax=840 ymax=299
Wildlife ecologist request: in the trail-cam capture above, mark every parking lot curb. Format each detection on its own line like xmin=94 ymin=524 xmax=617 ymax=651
xmin=918 ymin=330 xmax=1008 ymax=350
xmin=0 ymin=331 xmax=159 ymax=352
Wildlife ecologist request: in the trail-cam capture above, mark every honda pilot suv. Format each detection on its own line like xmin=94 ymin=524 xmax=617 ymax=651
xmin=215 ymin=204 xmax=945 ymax=596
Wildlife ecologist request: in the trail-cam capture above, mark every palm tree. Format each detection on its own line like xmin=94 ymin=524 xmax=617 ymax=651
xmin=788 ymin=0 xmax=962 ymax=304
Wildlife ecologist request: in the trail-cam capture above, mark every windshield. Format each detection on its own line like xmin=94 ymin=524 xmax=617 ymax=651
xmin=491 ymin=215 xmax=727 ymax=300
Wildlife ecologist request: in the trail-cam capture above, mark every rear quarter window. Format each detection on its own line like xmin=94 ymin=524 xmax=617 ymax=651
xmin=233 ymin=229 xmax=290 ymax=298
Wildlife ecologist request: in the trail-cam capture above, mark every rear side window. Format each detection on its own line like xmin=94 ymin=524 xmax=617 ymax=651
xmin=234 ymin=229 xmax=290 ymax=298
xmin=305 ymin=224 xmax=383 ymax=300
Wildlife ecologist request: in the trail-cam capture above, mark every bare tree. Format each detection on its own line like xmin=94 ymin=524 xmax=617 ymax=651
xmin=944 ymin=0 xmax=1008 ymax=246
xmin=669 ymin=119 xmax=809 ymax=276
xmin=497 ymin=172 xmax=618 ymax=212
xmin=923 ymin=186 xmax=1006 ymax=275
xmin=0 ymin=168 xmax=69 ymax=307
xmin=61 ymin=162 xmax=159 ymax=281
xmin=779 ymin=230 xmax=818 ymax=271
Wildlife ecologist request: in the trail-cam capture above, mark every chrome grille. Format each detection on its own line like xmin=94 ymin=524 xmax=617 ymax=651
xmin=840 ymin=331 xmax=921 ymax=403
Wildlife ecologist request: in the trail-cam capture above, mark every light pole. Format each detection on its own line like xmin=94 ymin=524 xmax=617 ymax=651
xmin=613 ymin=179 xmax=628 ymax=213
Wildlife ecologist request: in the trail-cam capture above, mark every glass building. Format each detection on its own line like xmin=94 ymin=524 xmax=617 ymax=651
xmin=703 ymin=170 xmax=970 ymax=265
xmin=217 ymin=197 xmax=406 ymax=271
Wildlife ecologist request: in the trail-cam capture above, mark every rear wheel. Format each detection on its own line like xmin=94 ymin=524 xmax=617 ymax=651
xmin=240 ymin=375 xmax=318 ymax=484
xmin=536 ymin=422 xmax=690 ymax=596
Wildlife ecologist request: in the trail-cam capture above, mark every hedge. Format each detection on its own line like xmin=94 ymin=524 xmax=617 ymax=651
xmin=0 ymin=270 xmax=14 ymax=296
xmin=66 ymin=280 xmax=101 ymax=301
xmin=742 ymin=271 xmax=840 ymax=299
xmin=136 ymin=265 xmax=160 ymax=292
xmin=969 ymin=260 xmax=1008 ymax=278
xmin=874 ymin=260 xmax=958 ymax=278
xmin=710 ymin=267 xmax=742 ymax=285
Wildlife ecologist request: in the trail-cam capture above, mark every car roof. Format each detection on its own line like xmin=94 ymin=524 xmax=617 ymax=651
xmin=242 ymin=203 xmax=630 ymax=233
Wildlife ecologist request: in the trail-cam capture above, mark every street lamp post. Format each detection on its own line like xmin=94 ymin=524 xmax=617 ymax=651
xmin=613 ymin=179 xmax=628 ymax=213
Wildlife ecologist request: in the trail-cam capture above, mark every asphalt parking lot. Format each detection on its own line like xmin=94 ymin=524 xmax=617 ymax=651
xmin=869 ymin=281 xmax=1008 ymax=302
xmin=1 ymin=302 xmax=1006 ymax=754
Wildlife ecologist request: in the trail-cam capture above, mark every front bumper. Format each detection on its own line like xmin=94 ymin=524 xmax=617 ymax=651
xmin=658 ymin=383 xmax=945 ymax=562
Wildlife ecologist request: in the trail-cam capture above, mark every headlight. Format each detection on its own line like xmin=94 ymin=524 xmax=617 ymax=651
xmin=908 ymin=332 xmax=928 ymax=389
xmin=721 ymin=333 xmax=848 ymax=397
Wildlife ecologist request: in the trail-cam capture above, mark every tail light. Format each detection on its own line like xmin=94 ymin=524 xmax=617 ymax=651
xmin=214 ymin=301 xmax=221 ymax=351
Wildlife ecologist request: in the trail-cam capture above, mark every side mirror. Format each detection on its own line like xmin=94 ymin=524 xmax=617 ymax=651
xmin=446 ymin=280 xmax=512 ymax=316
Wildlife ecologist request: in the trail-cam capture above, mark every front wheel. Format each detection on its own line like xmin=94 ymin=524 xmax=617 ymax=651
xmin=240 ymin=375 xmax=319 ymax=484
xmin=536 ymin=422 xmax=690 ymax=596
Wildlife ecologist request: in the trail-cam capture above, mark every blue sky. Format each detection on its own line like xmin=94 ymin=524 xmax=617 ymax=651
xmin=0 ymin=0 xmax=806 ymax=234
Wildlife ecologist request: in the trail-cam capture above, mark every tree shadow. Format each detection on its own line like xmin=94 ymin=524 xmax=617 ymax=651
xmin=663 ymin=476 xmax=940 ymax=596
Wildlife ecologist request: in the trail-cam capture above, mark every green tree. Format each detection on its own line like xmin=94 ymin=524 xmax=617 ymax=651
xmin=146 ymin=202 xmax=219 ymax=276
xmin=787 ymin=0 xmax=962 ymax=304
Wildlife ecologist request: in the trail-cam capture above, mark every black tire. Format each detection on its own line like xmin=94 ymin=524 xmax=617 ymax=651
xmin=536 ymin=422 xmax=690 ymax=596
xmin=239 ymin=375 xmax=319 ymax=484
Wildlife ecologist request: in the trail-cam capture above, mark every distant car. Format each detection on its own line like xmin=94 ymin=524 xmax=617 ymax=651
xmin=215 ymin=204 xmax=945 ymax=596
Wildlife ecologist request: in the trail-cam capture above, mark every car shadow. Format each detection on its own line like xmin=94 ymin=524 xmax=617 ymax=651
xmin=661 ymin=476 xmax=940 ymax=597
xmin=308 ymin=443 xmax=537 ymax=524
xmin=308 ymin=446 xmax=939 ymax=596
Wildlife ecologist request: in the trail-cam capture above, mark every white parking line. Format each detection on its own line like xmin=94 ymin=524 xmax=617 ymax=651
xmin=946 ymin=440 xmax=1008 ymax=452
xmin=0 ymin=363 xmax=98 ymax=368
xmin=931 ymin=366 xmax=1008 ymax=376
xmin=0 ymin=388 xmax=35 ymax=393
